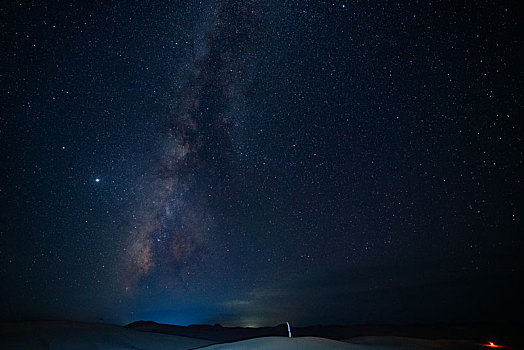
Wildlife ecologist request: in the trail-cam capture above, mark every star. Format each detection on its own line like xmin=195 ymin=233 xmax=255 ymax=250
xmin=95 ymin=178 xmax=100 ymax=183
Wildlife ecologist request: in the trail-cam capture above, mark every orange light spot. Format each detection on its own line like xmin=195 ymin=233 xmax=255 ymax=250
xmin=483 ymin=341 xmax=504 ymax=348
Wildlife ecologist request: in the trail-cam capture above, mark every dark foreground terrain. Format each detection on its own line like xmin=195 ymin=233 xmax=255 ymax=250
xmin=126 ymin=320 xmax=521 ymax=344
xmin=127 ymin=321 xmax=522 ymax=347
xmin=0 ymin=320 xmax=521 ymax=349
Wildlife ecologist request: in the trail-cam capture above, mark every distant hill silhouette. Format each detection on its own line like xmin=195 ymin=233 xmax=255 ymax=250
xmin=125 ymin=321 xmax=523 ymax=346
xmin=125 ymin=321 xmax=288 ymax=341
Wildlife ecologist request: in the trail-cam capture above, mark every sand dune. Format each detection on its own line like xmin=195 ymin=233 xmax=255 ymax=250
xmin=198 ymin=336 xmax=361 ymax=349
xmin=0 ymin=321 xmax=511 ymax=349
xmin=0 ymin=320 xmax=213 ymax=350
xmin=199 ymin=335 xmax=485 ymax=349
xmin=343 ymin=336 xmax=485 ymax=349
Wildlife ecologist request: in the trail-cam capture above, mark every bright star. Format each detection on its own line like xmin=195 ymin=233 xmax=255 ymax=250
xmin=95 ymin=178 xmax=100 ymax=182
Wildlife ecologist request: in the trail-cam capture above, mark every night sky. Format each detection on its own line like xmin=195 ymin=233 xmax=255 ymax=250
xmin=1 ymin=1 xmax=522 ymax=326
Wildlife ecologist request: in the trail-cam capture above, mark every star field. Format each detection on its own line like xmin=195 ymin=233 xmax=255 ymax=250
xmin=0 ymin=0 xmax=522 ymax=326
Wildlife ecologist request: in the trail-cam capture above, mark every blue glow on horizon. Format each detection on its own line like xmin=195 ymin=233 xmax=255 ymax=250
xmin=134 ymin=307 xmax=216 ymax=326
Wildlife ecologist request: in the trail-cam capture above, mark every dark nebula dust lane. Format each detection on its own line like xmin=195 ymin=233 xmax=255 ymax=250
xmin=123 ymin=1 xmax=259 ymax=291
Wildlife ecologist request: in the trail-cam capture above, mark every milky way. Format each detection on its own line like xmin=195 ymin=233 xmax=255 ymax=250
xmin=123 ymin=1 xmax=257 ymax=291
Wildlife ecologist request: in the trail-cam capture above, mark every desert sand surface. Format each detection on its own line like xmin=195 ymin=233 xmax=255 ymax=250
xmin=343 ymin=336 xmax=488 ymax=349
xmin=0 ymin=321 xmax=515 ymax=349
xmin=199 ymin=335 xmax=489 ymax=350
xmin=199 ymin=336 xmax=360 ymax=349
xmin=0 ymin=320 xmax=214 ymax=350
xmin=127 ymin=321 xmax=520 ymax=348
